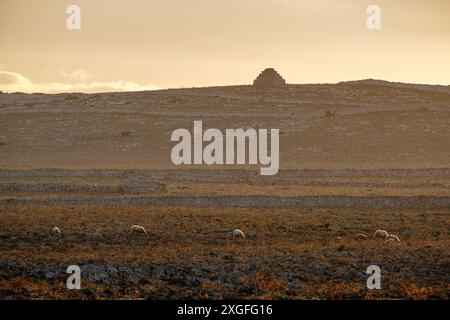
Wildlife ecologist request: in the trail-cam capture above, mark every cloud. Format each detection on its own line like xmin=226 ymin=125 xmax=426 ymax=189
xmin=59 ymin=69 xmax=91 ymax=81
xmin=0 ymin=71 xmax=161 ymax=94
xmin=0 ymin=71 xmax=33 ymax=87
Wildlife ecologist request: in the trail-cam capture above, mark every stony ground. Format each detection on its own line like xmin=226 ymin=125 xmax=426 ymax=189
xmin=1 ymin=168 xmax=449 ymax=209
xmin=0 ymin=205 xmax=448 ymax=299
xmin=0 ymin=80 xmax=449 ymax=299
xmin=1 ymin=80 xmax=449 ymax=170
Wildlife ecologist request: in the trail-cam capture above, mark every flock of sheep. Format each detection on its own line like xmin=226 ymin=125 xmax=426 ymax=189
xmin=355 ymin=229 xmax=400 ymax=243
xmin=53 ymin=224 xmax=246 ymax=239
xmin=52 ymin=225 xmax=399 ymax=243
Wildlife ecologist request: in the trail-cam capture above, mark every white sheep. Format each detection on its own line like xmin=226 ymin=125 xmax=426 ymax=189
xmin=130 ymin=225 xmax=147 ymax=235
xmin=375 ymin=229 xmax=388 ymax=239
xmin=386 ymin=234 xmax=400 ymax=242
xmin=384 ymin=238 xmax=396 ymax=244
xmin=52 ymin=226 xmax=61 ymax=235
xmin=356 ymin=233 xmax=368 ymax=240
xmin=232 ymin=229 xmax=246 ymax=239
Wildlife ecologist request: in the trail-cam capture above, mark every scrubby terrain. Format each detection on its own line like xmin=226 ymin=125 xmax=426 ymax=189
xmin=0 ymin=80 xmax=449 ymax=299
xmin=1 ymin=80 xmax=449 ymax=170
xmin=0 ymin=205 xmax=448 ymax=299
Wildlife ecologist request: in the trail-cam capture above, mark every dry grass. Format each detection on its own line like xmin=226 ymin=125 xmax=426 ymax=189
xmin=0 ymin=205 xmax=448 ymax=299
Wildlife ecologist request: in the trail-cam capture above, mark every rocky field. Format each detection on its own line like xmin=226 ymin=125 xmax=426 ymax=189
xmin=0 ymin=80 xmax=449 ymax=299
xmin=0 ymin=205 xmax=448 ymax=299
xmin=1 ymin=80 xmax=449 ymax=170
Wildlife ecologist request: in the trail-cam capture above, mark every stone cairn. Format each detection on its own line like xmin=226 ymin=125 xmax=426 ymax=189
xmin=253 ymin=68 xmax=286 ymax=87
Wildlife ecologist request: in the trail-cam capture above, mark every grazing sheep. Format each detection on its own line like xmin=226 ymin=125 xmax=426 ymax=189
xmin=52 ymin=226 xmax=61 ymax=235
xmin=385 ymin=238 xmax=396 ymax=244
xmin=386 ymin=234 xmax=400 ymax=242
xmin=130 ymin=225 xmax=147 ymax=235
xmin=232 ymin=229 xmax=246 ymax=239
xmin=356 ymin=233 xmax=368 ymax=240
xmin=375 ymin=229 xmax=388 ymax=239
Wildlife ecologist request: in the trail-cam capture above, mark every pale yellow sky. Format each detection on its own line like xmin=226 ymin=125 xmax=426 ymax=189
xmin=0 ymin=0 xmax=449 ymax=93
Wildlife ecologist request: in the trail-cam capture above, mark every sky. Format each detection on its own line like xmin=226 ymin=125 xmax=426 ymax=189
xmin=0 ymin=0 xmax=449 ymax=93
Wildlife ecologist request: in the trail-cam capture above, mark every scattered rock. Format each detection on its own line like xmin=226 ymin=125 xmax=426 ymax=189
xmin=82 ymin=288 xmax=94 ymax=296
xmin=239 ymin=286 xmax=256 ymax=295
xmin=127 ymin=270 xmax=149 ymax=285
xmin=81 ymin=263 xmax=118 ymax=284
xmin=120 ymin=174 xmax=166 ymax=194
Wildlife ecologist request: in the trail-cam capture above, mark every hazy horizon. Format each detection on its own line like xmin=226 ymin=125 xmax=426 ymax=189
xmin=1 ymin=76 xmax=450 ymax=95
xmin=1 ymin=0 xmax=449 ymax=93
